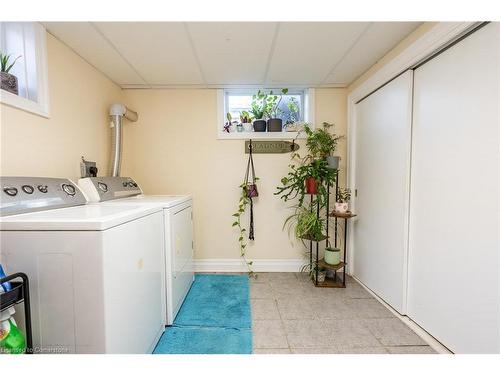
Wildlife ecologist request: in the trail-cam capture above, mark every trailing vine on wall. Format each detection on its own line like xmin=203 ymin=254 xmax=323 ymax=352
xmin=232 ymin=179 xmax=258 ymax=276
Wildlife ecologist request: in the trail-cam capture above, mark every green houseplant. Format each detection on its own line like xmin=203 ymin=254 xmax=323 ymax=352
xmin=240 ymin=111 xmax=253 ymax=132
xmin=232 ymin=178 xmax=260 ymax=275
xmin=284 ymin=206 xmax=326 ymax=242
xmin=1 ymin=53 xmax=21 ymax=95
xmin=250 ymin=90 xmax=268 ymax=132
xmin=305 ymin=122 xmax=343 ymax=169
xmin=275 ymin=152 xmax=336 ymax=208
xmin=334 ymin=187 xmax=351 ymax=214
xmin=265 ymin=88 xmax=288 ymax=132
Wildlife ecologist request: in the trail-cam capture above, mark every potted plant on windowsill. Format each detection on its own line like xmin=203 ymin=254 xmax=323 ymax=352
xmin=240 ymin=111 xmax=253 ymax=132
xmin=0 ymin=53 xmax=21 ymax=95
xmin=334 ymin=187 xmax=351 ymax=214
xmin=250 ymin=90 xmax=268 ymax=132
xmin=265 ymin=88 xmax=288 ymax=132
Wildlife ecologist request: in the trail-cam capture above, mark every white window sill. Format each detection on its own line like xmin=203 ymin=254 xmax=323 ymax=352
xmin=1 ymin=89 xmax=50 ymax=118
xmin=217 ymin=131 xmax=306 ymax=140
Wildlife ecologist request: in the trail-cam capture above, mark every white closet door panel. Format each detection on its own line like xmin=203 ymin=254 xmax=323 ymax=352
xmin=408 ymin=23 xmax=499 ymax=353
xmin=353 ymin=70 xmax=413 ymax=314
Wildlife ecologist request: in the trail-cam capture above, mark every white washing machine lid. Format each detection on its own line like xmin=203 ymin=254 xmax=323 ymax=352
xmin=0 ymin=204 xmax=162 ymax=231
xmin=101 ymin=195 xmax=192 ymax=208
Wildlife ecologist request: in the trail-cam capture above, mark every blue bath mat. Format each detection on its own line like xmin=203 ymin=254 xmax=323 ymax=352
xmin=153 ymin=274 xmax=252 ymax=354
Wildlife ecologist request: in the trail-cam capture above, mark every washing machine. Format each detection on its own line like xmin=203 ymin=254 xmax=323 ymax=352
xmin=0 ymin=177 xmax=165 ymax=353
xmin=78 ymin=176 xmax=194 ymax=325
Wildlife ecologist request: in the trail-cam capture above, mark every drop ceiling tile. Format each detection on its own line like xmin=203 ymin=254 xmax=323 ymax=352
xmin=266 ymin=22 xmax=369 ymax=86
xmin=44 ymin=22 xmax=146 ymax=85
xmin=325 ymin=22 xmax=422 ymax=84
xmin=94 ymin=22 xmax=204 ymax=85
xmin=186 ymin=22 xmax=277 ymax=85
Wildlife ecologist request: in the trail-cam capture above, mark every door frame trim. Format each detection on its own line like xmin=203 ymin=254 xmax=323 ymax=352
xmin=346 ymin=22 xmax=476 ymax=278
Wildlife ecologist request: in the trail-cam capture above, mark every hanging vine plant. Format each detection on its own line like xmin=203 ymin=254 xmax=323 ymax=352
xmin=232 ymin=141 xmax=259 ymax=276
xmin=232 ymin=179 xmax=259 ymax=276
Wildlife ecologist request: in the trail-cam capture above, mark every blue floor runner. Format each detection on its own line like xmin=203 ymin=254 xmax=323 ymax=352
xmin=153 ymin=274 xmax=252 ymax=354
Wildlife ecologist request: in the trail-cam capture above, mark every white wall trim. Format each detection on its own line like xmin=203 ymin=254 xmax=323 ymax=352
xmin=346 ymin=21 xmax=477 ymax=277
xmin=194 ymin=258 xmax=304 ymax=273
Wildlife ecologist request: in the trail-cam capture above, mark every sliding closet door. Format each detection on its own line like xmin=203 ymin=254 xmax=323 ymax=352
xmin=353 ymin=70 xmax=413 ymax=314
xmin=408 ymin=23 xmax=499 ymax=353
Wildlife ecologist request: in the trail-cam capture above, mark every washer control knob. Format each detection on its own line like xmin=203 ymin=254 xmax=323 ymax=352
xmin=3 ymin=187 xmax=18 ymax=197
xmin=127 ymin=182 xmax=135 ymax=188
xmin=38 ymin=185 xmax=48 ymax=193
xmin=22 ymin=185 xmax=35 ymax=194
xmin=132 ymin=182 xmax=138 ymax=188
xmin=122 ymin=181 xmax=128 ymax=187
xmin=97 ymin=182 xmax=108 ymax=193
xmin=62 ymin=183 xmax=76 ymax=196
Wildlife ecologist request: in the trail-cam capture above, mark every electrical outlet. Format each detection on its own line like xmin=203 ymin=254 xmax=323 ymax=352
xmin=80 ymin=157 xmax=98 ymax=178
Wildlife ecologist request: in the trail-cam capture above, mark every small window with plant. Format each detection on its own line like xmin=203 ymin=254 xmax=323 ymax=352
xmin=0 ymin=22 xmax=49 ymax=117
xmin=221 ymin=88 xmax=311 ymax=137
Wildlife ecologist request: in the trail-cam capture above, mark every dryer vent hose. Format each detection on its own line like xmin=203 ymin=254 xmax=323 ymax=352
xmin=109 ymin=104 xmax=138 ymax=177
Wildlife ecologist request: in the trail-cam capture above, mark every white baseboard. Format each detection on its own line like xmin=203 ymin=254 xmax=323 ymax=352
xmin=193 ymin=258 xmax=304 ymax=273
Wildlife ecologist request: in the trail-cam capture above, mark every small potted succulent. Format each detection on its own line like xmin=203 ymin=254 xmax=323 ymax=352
xmin=240 ymin=111 xmax=253 ymax=132
xmin=324 ymin=246 xmax=341 ymax=265
xmin=335 ymin=187 xmax=351 ymax=213
xmin=1 ymin=53 xmax=21 ymax=95
xmin=250 ymin=90 xmax=268 ymax=132
xmin=266 ymin=88 xmax=288 ymax=132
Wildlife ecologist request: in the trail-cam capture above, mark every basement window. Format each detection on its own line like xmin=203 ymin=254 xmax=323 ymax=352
xmin=0 ymin=22 xmax=49 ymax=117
xmin=217 ymin=88 xmax=315 ymax=139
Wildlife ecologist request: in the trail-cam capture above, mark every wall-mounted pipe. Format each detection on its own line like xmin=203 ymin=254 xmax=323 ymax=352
xmin=109 ymin=104 xmax=138 ymax=177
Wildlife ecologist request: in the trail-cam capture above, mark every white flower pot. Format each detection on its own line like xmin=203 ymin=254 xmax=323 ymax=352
xmin=334 ymin=202 xmax=349 ymax=213
xmin=243 ymin=123 xmax=253 ymax=132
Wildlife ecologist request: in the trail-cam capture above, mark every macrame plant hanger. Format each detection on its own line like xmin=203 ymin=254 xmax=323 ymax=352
xmin=244 ymin=139 xmax=258 ymax=240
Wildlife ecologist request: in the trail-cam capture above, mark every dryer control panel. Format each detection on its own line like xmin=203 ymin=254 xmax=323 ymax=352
xmin=0 ymin=177 xmax=87 ymax=216
xmin=78 ymin=177 xmax=142 ymax=202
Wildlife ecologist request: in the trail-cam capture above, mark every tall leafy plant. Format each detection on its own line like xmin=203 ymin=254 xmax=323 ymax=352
xmin=265 ymin=88 xmax=289 ymax=119
xmin=0 ymin=53 xmax=21 ymax=74
xmin=250 ymin=90 xmax=268 ymax=120
xmin=305 ymin=122 xmax=343 ymax=159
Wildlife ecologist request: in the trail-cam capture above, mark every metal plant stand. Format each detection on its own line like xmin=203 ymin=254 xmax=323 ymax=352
xmin=0 ymin=272 xmax=33 ymax=353
xmin=306 ymin=170 xmax=356 ymax=288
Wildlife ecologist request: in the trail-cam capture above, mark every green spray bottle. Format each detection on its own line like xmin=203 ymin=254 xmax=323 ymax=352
xmin=0 ymin=305 xmax=26 ymax=354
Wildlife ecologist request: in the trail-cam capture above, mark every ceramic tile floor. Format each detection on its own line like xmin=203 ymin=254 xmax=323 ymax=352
xmin=245 ymin=272 xmax=436 ymax=354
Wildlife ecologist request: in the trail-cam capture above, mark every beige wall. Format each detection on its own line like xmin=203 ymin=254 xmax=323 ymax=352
xmin=0 ymin=33 xmax=123 ymax=180
xmin=121 ymin=88 xmax=347 ymax=260
xmin=348 ymin=22 xmax=438 ymax=93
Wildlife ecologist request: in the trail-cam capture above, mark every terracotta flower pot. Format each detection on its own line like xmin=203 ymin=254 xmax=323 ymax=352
xmin=305 ymin=177 xmax=318 ymax=194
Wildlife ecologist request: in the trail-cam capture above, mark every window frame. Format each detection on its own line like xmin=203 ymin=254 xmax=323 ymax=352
xmin=217 ymin=88 xmax=315 ymax=140
xmin=0 ymin=22 xmax=50 ymax=118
